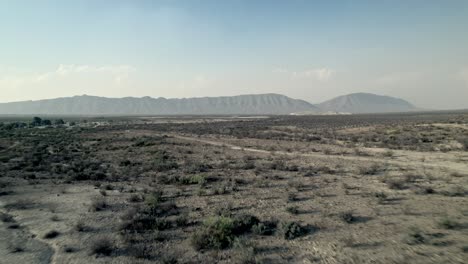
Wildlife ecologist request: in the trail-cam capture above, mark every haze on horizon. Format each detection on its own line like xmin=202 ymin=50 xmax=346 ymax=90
xmin=1 ymin=0 xmax=467 ymax=109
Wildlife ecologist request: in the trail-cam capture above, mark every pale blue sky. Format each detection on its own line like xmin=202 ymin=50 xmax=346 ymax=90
xmin=1 ymin=0 xmax=467 ymax=109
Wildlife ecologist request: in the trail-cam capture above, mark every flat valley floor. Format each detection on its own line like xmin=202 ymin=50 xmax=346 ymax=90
xmin=1 ymin=112 xmax=467 ymax=263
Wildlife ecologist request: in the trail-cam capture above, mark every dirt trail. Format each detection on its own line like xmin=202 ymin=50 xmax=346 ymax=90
xmin=172 ymin=134 xmax=468 ymax=174
xmin=0 ymin=207 xmax=54 ymax=264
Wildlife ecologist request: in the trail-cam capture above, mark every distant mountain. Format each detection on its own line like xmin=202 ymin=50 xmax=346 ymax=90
xmin=316 ymin=93 xmax=418 ymax=114
xmin=0 ymin=94 xmax=319 ymax=115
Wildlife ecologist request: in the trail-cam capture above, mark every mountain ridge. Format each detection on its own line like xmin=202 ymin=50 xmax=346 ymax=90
xmin=0 ymin=93 xmax=319 ymax=115
xmin=0 ymin=93 xmax=419 ymax=115
xmin=317 ymin=92 xmax=418 ymax=114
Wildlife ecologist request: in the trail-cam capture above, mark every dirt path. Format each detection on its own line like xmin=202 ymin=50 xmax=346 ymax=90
xmin=172 ymin=134 xmax=468 ymax=174
xmin=0 ymin=208 xmax=54 ymax=264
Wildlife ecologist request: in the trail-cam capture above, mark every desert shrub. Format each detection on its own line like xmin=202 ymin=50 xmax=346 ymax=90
xmin=89 ymin=197 xmax=107 ymax=211
xmin=405 ymin=227 xmax=426 ymax=245
xmin=149 ymin=200 xmax=178 ymax=217
xmin=191 ymin=216 xmax=236 ymax=250
xmin=153 ymin=151 xmax=178 ymax=172
xmin=462 ymin=246 xmax=468 ymax=253
xmin=43 ymin=230 xmax=60 ymax=239
xmin=158 ymin=174 xmax=179 ymax=185
xmin=214 ymin=203 xmax=233 ymax=217
xmin=63 ymin=246 xmax=76 ymax=253
xmin=458 ymin=138 xmax=468 ymax=150
xmin=175 ymin=213 xmax=190 ymax=227
xmin=358 ymin=164 xmax=382 ymax=175
xmin=270 ymin=160 xmax=286 ymax=171
xmin=339 ymin=211 xmax=357 ymax=223
xmin=232 ymin=214 xmax=260 ymax=234
xmin=288 ymin=180 xmax=305 ymax=191
xmin=280 ymin=221 xmax=308 ymax=240
xmin=90 ymin=237 xmax=114 ymax=256
xmin=414 ymin=185 xmax=435 ymax=195
xmin=128 ymin=194 xmax=143 ymax=203
xmin=120 ymin=200 xmax=177 ymax=234
xmin=353 ymin=148 xmax=371 ymax=156
xmin=8 ymin=244 xmax=24 ymax=253
xmin=252 ymin=221 xmax=277 ymax=236
xmin=185 ymin=161 xmax=212 ymax=173
xmin=4 ymin=199 xmax=35 ymax=210
xmin=127 ymin=243 xmax=153 ymax=259
xmin=441 ymin=186 xmax=466 ymax=197
xmin=74 ymin=219 xmax=89 ymax=232
xmin=286 ymin=206 xmax=299 ymax=215
xmin=191 ymin=214 xmax=259 ymax=251
xmin=404 ymin=174 xmax=423 ymax=183
xmin=287 ymin=192 xmax=299 ymax=202
xmin=317 ymin=166 xmax=335 ymax=174
xmin=119 ymin=213 xmax=153 ymax=233
xmin=242 ymin=159 xmax=256 ymax=170
xmin=384 ymin=178 xmax=407 ymax=190
xmin=438 ymin=217 xmax=463 ymax=230
xmin=153 ymin=218 xmax=171 ymax=230
xmin=0 ymin=212 xmax=14 ymax=223
xmin=146 ymin=189 xmax=164 ymax=208
xmin=180 ymin=174 xmax=207 ymax=185
xmin=374 ymin=192 xmax=388 ymax=203
xmin=232 ymin=239 xmax=258 ymax=264
xmin=382 ymin=150 xmax=394 ymax=157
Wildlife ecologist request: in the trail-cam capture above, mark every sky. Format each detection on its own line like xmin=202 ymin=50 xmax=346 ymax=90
xmin=1 ymin=0 xmax=467 ymax=109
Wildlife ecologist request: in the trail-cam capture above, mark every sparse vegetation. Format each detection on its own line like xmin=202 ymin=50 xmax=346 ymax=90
xmin=280 ymin=221 xmax=309 ymax=240
xmin=90 ymin=237 xmax=114 ymax=256
xmin=1 ymin=113 xmax=467 ymax=263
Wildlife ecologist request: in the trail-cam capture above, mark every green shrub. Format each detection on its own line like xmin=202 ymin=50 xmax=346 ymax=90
xmin=146 ymin=190 xmax=164 ymax=209
xmin=252 ymin=221 xmax=277 ymax=236
xmin=191 ymin=216 xmax=236 ymax=250
xmin=181 ymin=174 xmax=207 ymax=185
xmin=191 ymin=214 xmax=259 ymax=251
xmin=153 ymin=151 xmax=178 ymax=172
xmin=280 ymin=221 xmax=308 ymax=240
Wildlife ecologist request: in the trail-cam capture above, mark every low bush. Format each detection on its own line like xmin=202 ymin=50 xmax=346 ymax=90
xmin=405 ymin=227 xmax=426 ymax=245
xmin=180 ymin=174 xmax=207 ymax=185
xmin=358 ymin=164 xmax=382 ymax=175
xmin=252 ymin=221 xmax=277 ymax=236
xmin=43 ymin=230 xmax=60 ymax=239
xmin=0 ymin=212 xmax=14 ymax=223
xmin=280 ymin=221 xmax=308 ymax=240
xmin=191 ymin=216 xmax=236 ymax=250
xmin=438 ymin=217 xmax=463 ymax=230
xmin=89 ymin=197 xmax=107 ymax=212
xmin=191 ymin=214 xmax=259 ymax=251
xmin=90 ymin=237 xmax=114 ymax=256
xmin=286 ymin=206 xmax=299 ymax=215
xmin=339 ymin=211 xmax=357 ymax=223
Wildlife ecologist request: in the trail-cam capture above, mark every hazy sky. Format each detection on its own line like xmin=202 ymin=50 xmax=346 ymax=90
xmin=1 ymin=0 xmax=468 ymax=109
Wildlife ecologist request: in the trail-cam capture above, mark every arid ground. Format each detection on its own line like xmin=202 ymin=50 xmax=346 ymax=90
xmin=1 ymin=112 xmax=467 ymax=264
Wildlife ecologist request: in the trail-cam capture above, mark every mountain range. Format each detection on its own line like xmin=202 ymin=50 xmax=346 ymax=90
xmin=0 ymin=93 xmax=418 ymax=115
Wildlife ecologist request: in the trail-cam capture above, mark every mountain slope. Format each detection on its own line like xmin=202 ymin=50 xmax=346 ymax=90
xmin=0 ymin=94 xmax=319 ymax=115
xmin=316 ymin=93 xmax=417 ymax=114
